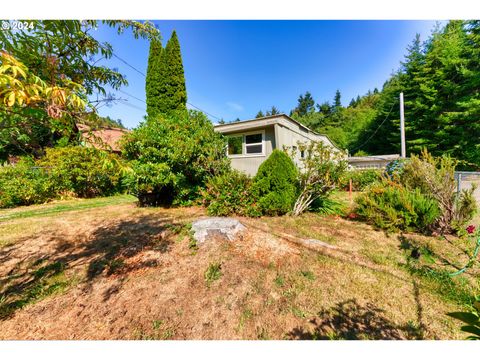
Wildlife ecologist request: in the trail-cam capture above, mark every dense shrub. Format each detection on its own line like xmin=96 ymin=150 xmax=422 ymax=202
xmin=356 ymin=150 xmax=477 ymax=235
xmin=123 ymin=161 xmax=180 ymax=207
xmin=400 ymin=150 xmax=477 ymax=234
xmin=201 ymin=170 xmax=261 ymax=217
xmin=0 ymin=158 xmax=55 ymax=208
xmin=38 ymin=146 xmax=125 ymax=198
xmin=355 ymin=181 xmax=441 ymax=233
xmin=252 ymin=150 xmax=299 ymax=216
xmin=288 ymin=142 xmax=348 ymax=216
xmin=121 ymin=110 xmax=229 ymax=206
xmin=340 ymin=169 xmax=382 ymax=191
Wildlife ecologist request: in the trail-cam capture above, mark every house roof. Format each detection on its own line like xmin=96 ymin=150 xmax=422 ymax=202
xmin=215 ymin=113 xmax=314 ymax=133
xmin=77 ymin=124 xmax=131 ymax=152
xmin=214 ymin=113 xmax=341 ymax=150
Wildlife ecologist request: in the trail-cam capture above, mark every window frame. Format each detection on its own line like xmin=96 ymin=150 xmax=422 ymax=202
xmin=227 ymin=134 xmax=243 ymax=156
xmin=226 ymin=130 xmax=265 ymax=158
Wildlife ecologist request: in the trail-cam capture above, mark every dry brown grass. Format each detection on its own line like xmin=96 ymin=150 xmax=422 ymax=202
xmin=0 ymin=194 xmax=478 ymax=340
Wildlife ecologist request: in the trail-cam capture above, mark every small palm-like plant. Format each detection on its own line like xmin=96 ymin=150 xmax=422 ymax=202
xmin=447 ymin=295 xmax=480 ymax=340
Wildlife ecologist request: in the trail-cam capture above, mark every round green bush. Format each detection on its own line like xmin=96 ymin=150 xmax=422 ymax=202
xmin=252 ymin=150 xmax=299 ymax=216
xmin=202 ymin=170 xmax=261 ymax=217
xmin=0 ymin=158 xmax=55 ymax=208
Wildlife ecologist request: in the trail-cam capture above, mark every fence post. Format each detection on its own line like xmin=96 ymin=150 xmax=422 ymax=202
xmin=457 ymin=173 xmax=462 ymax=197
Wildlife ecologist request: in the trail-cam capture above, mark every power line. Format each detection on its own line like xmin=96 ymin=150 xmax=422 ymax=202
xmin=109 ymin=49 xmax=223 ymax=122
xmin=116 ymin=99 xmax=147 ymax=112
xmin=349 ymin=99 xmax=397 ymax=154
xmin=111 ymin=53 xmax=146 ymax=77
xmin=187 ymin=102 xmax=222 ymax=122
xmin=118 ymin=89 xmax=146 ymax=104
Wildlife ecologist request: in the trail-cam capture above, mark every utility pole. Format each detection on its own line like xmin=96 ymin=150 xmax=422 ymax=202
xmin=400 ymin=92 xmax=406 ymax=158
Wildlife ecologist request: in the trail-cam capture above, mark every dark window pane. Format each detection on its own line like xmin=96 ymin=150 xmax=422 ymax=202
xmin=245 ymin=133 xmax=262 ymax=144
xmin=228 ymin=136 xmax=242 ymax=155
xmin=246 ymin=144 xmax=263 ymax=154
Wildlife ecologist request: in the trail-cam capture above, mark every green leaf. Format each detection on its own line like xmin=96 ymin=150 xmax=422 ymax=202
xmin=447 ymin=312 xmax=480 ymax=324
xmin=460 ymin=325 xmax=480 ymax=337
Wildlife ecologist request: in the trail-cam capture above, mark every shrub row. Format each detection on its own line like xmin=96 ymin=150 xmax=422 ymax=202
xmin=0 ymin=146 xmax=125 ymax=208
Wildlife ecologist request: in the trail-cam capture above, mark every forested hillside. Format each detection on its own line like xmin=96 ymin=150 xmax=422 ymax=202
xmin=290 ymin=21 xmax=480 ymax=169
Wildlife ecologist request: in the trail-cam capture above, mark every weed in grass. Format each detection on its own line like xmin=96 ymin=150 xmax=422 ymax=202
xmin=256 ymin=327 xmax=270 ymax=340
xmin=107 ymin=259 xmax=125 ymax=275
xmin=237 ymin=308 xmax=254 ymax=331
xmin=299 ymin=270 xmax=316 ymax=281
xmin=134 ymin=320 xmax=176 ymax=340
xmin=365 ymin=252 xmax=389 ymax=266
xmin=291 ymin=306 xmax=307 ymax=318
xmin=274 ymin=274 xmax=285 ymax=287
xmin=162 ymin=329 xmax=175 ymax=339
xmin=188 ymin=236 xmax=198 ymax=251
xmin=204 ymin=262 xmax=222 ymax=287
xmin=152 ymin=320 xmax=164 ymax=330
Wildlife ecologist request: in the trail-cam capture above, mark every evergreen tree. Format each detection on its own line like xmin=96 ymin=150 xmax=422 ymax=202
xmin=333 ymin=90 xmax=342 ymax=109
xmin=317 ymin=101 xmax=332 ymax=115
xmin=294 ymin=91 xmax=315 ymax=116
xmin=256 ymin=110 xmax=265 ymax=118
xmin=266 ymin=106 xmax=280 ymax=116
xmin=145 ymin=38 xmax=164 ymax=118
xmin=157 ymin=30 xmax=187 ymax=114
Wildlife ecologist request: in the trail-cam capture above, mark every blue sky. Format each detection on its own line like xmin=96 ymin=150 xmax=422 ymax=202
xmin=92 ymin=20 xmax=439 ymax=128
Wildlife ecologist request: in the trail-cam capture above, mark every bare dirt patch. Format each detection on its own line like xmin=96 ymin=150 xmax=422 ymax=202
xmin=0 ymin=197 xmax=476 ymax=339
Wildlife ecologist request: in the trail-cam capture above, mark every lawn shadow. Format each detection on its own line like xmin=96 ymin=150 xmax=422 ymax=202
xmin=0 ymin=214 xmax=191 ymax=320
xmin=287 ymin=299 xmax=424 ymax=340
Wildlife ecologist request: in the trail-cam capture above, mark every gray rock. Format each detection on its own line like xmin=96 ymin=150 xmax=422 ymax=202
xmin=191 ymin=217 xmax=246 ymax=244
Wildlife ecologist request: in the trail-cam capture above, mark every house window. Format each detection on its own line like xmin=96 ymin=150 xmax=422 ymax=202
xmin=226 ymin=131 xmax=264 ymax=156
xmin=227 ymin=135 xmax=243 ymax=155
xmin=245 ymin=133 xmax=263 ymax=155
xmin=300 ymin=150 xmax=305 ymax=158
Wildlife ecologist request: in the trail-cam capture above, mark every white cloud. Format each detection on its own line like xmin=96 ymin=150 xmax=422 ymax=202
xmin=226 ymin=101 xmax=244 ymax=112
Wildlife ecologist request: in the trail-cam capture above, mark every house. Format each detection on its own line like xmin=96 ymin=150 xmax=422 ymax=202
xmin=347 ymin=154 xmax=400 ymax=169
xmin=214 ymin=114 xmax=340 ymax=176
xmin=77 ymin=124 xmax=131 ymax=153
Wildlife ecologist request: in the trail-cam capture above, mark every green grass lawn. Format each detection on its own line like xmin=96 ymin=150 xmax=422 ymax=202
xmin=0 ymin=194 xmax=136 ymax=222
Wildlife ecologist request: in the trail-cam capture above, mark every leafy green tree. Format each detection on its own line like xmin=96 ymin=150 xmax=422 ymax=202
xmin=0 ymin=20 xmax=159 ymax=160
xmin=121 ymin=110 xmax=229 ymax=206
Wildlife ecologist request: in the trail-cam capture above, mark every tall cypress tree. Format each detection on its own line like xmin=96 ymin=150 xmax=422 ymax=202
xmin=145 ymin=38 xmax=164 ymax=118
xmin=158 ymin=30 xmax=187 ymax=113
